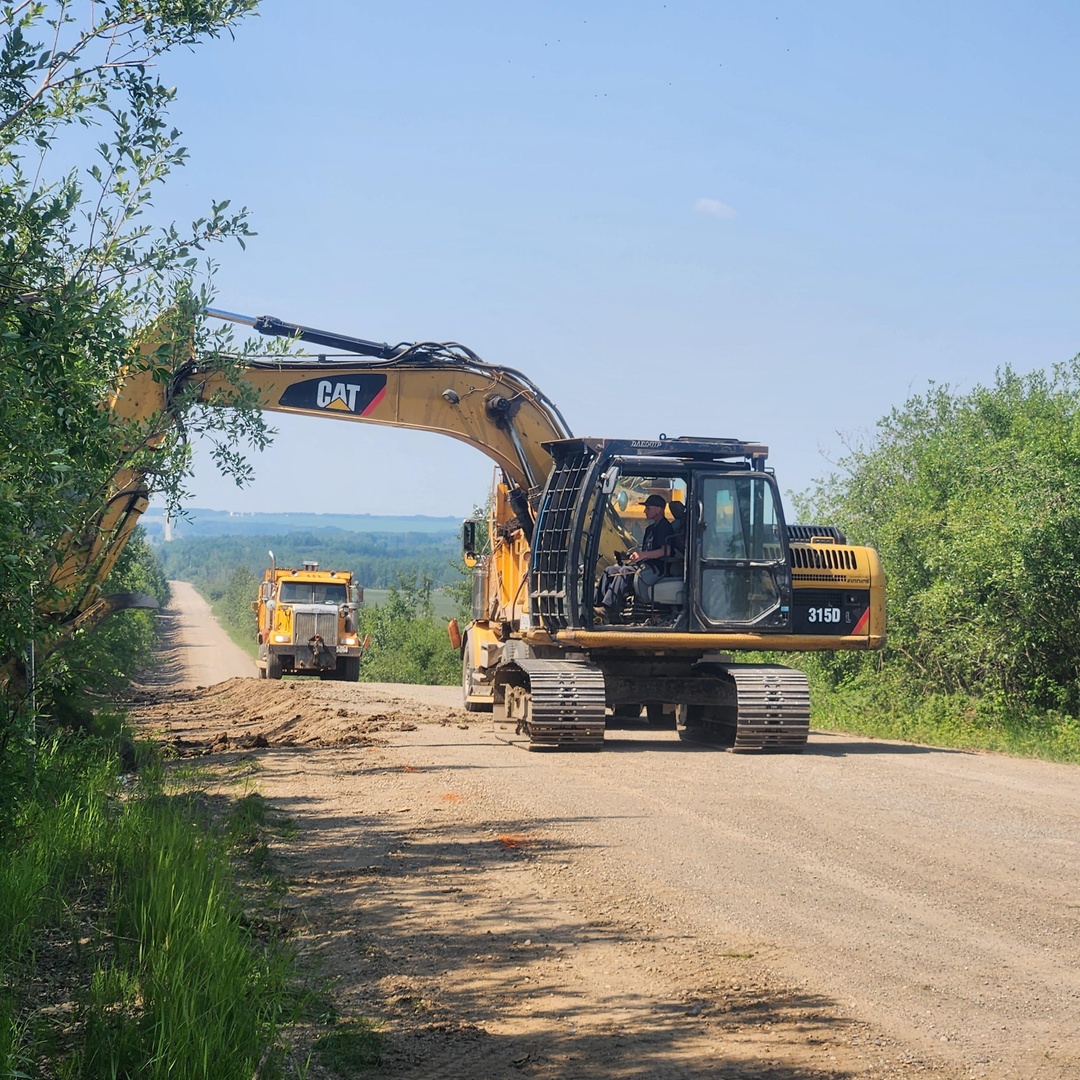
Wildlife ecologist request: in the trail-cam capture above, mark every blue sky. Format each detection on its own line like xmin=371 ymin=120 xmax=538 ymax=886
xmin=149 ymin=1 xmax=1080 ymax=518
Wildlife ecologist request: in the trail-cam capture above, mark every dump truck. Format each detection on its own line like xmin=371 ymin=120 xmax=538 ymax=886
xmin=255 ymin=554 xmax=365 ymax=680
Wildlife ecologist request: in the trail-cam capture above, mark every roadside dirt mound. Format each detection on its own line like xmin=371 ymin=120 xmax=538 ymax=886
xmin=125 ymin=677 xmax=471 ymax=757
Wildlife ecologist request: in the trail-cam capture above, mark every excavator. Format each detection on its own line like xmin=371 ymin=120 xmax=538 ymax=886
xmin=52 ymin=309 xmax=886 ymax=750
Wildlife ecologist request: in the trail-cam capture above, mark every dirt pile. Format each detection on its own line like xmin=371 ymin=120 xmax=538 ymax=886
xmin=125 ymin=677 xmax=471 ymax=756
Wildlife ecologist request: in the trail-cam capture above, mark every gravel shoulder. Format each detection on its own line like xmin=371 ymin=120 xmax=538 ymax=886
xmin=124 ymin=586 xmax=1080 ymax=1079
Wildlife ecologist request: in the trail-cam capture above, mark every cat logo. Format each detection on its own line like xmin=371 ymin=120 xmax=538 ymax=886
xmin=316 ymin=380 xmax=364 ymax=411
xmin=277 ymin=374 xmax=387 ymax=416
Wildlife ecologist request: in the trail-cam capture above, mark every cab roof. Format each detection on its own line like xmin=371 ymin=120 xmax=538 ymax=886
xmin=543 ymin=436 xmax=769 ymax=464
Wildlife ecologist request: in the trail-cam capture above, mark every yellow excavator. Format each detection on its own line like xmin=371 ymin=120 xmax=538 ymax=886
xmin=54 ymin=309 xmax=886 ymax=750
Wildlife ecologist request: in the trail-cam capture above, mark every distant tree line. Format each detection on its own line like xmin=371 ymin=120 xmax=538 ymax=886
xmin=156 ymin=530 xmax=462 ymax=600
xmin=140 ymin=510 xmax=460 ymax=542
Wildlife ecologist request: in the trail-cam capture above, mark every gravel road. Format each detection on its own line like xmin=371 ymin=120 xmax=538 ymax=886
xmin=130 ymin=584 xmax=1080 ymax=1079
xmin=162 ymin=580 xmax=257 ymax=685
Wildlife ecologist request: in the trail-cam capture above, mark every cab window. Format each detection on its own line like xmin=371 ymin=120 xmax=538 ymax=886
xmin=279 ymin=582 xmax=347 ymax=604
xmin=586 ymin=474 xmax=687 ymax=569
xmin=697 ymin=475 xmax=783 ymax=625
xmin=700 ymin=477 xmax=781 ymax=561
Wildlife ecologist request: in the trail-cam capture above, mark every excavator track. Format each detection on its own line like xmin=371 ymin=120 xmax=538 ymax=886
xmin=727 ymin=665 xmax=810 ymax=751
xmin=679 ymin=664 xmax=810 ymax=752
xmin=494 ymin=658 xmax=606 ymax=749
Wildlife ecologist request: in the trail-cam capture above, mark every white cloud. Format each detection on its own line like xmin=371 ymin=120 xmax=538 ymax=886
xmin=694 ymin=197 xmax=737 ymax=219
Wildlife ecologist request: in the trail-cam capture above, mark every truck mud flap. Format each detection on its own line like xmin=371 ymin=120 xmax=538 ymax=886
xmin=494 ymin=658 xmax=606 ymax=750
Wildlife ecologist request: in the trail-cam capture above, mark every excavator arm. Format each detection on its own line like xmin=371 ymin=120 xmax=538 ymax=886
xmin=198 ymin=309 xmax=572 ymax=493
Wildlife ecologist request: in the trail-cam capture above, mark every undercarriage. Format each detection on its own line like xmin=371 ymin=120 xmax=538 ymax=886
xmin=488 ymin=650 xmax=810 ymax=752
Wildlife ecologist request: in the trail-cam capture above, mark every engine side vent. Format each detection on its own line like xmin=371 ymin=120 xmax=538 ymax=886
xmin=790 ymin=545 xmax=859 ymax=571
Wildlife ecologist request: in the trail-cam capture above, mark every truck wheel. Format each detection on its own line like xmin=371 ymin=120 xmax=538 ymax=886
xmin=266 ymin=653 xmax=283 ymax=681
xmin=462 ymin=637 xmax=492 ymax=712
xmin=340 ymin=656 xmax=361 ymax=682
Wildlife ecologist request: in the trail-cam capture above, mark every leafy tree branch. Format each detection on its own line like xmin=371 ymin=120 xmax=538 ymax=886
xmin=0 ymin=0 xmax=269 ymax=733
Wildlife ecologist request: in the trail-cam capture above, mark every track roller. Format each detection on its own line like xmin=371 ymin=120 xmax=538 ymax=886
xmin=677 ymin=664 xmax=810 ymax=752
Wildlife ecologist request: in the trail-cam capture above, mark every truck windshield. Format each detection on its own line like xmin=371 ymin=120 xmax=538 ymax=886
xmin=279 ymin=582 xmax=348 ymax=605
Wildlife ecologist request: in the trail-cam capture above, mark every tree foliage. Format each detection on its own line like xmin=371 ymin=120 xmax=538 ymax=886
xmin=358 ymin=570 xmax=459 ymax=685
xmin=218 ymin=562 xmax=258 ymax=646
xmin=804 ymin=361 xmax=1080 ymax=712
xmin=0 ymin=524 xmax=168 ymax=769
xmin=0 ymin=2 xmax=271 ymax=732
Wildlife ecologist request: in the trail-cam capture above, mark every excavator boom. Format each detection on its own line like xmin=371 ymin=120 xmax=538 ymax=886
xmin=202 ymin=309 xmax=572 ymax=491
xmin=45 ymin=308 xmax=569 ymax=646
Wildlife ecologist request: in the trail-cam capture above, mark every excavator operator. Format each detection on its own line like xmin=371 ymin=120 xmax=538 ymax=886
xmin=595 ymin=494 xmax=675 ymax=622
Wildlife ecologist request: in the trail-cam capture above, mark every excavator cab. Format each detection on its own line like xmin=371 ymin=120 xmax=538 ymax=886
xmin=530 ymin=437 xmax=793 ymax=634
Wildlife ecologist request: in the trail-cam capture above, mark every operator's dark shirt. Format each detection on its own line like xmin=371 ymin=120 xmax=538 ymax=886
xmin=640 ymin=517 xmax=674 ymax=573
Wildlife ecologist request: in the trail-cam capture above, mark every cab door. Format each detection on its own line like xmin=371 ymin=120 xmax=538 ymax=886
xmin=692 ymin=473 xmax=792 ymax=630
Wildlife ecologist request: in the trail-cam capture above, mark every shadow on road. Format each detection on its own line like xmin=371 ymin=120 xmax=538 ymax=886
xmin=237 ymin=784 xmax=870 ymax=1080
xmin=130 ymin=608 xmax=186 ymax=690
xmin=805 ymin=732 xmax=969 ymax=757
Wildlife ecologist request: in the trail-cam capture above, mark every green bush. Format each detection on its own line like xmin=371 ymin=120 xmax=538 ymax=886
xmin=803 ymin=363 xmax=1080 ymax=711
xmin=0 ymin=0 xmax=266 ymax=752
xmin=58 ymin=529 xmax=169 ymax=688
xmin=359 ymin=571 xmax=458 ymax=685
xmin=220 ymin=564 xmax=260 ymax=647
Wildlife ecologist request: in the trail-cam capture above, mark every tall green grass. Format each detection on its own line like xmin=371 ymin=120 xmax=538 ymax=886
xmin=0 ymin=734 xmax=298 ymax=1079
xmin=804 ymin=668 xmax=1080 ymax=763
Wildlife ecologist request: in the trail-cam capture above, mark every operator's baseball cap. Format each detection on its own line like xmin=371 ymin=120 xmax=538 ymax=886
xmin=641 ymin=494 xmax=666 ymax=509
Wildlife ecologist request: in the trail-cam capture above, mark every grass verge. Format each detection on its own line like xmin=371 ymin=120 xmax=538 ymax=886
xmin=209 ymin=594 xmax=260 ymax=659
xmin=807 ymin=673 xmax=1080 ymax=763
xmin=0 ymin=717 xmax=367 ymax=1078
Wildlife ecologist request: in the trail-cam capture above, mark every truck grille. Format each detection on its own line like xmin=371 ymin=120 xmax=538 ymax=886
xmin=293 ymin=608 xmax=339 ymax=646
